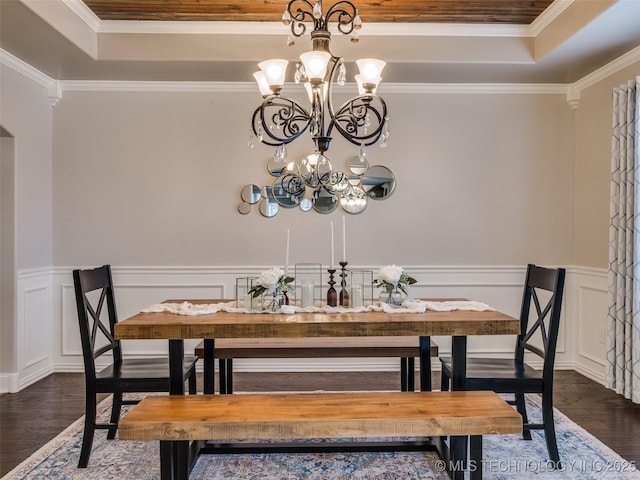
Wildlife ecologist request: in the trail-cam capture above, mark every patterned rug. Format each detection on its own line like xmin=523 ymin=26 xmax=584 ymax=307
xmin=3 ymin=393 xmax=639 ymax=480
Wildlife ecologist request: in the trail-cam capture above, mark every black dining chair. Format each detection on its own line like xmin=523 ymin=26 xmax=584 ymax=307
xmin=73 ymin=264 xmax=198 ymax=468
xmin=440 ymin=264 xmax=566 ymax=467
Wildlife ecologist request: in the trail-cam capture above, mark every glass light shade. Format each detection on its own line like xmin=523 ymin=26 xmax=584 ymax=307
xmin=356 ymin=58 xmax=386 ymax=85
xmin=253 ymin=71 xmax=272 ymax=97
xmin=258 ymin=59 xmax=289 ymax=89
xmin=300 ymin=51 xmax=331 ymax=83
xmin=355 ymin=74 xmax=378 ymax=95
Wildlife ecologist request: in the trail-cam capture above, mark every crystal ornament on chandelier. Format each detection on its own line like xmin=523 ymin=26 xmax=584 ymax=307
xmin=243 ymin=0 xmax=395 ymax=217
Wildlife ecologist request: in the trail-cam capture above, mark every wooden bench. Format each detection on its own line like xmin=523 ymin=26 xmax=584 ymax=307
xmin=194 ymin=337 xmax=439 ymax=393
xmin=120 ymin=390 xmax=522 ymax=480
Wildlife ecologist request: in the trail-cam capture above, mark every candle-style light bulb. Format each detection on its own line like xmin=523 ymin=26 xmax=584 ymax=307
xmin=330 ymin=221 xmax=334 ymax=269
xmin=285 ymin=229 xmax=290 ymax=275
xmin=342 ymin=215 xmax=346 ymax=262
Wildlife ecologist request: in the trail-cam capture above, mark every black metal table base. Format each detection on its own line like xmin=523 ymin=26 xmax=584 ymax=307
xmin=199 ymin=439 xmax=437 ymax=455
xmin=163 ymin=336 xmax=481 ymax=480
xmin=160 ymin=436 xmax=484 ymax=480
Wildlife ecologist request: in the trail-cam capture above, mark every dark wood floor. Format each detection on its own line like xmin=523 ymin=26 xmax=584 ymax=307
xmin=1 ymin=370 xmax=639 ymax=476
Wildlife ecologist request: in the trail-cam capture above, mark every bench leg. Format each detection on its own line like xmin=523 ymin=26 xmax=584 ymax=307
xmin=401 ymin=358 xmax=408 ymax=391
xmin=160 ymin=441 xmax=190 ymax=480
xmin=401 ymin=358 xmax=416 ymax=392
xmin=408 ymin=357 xmax=415 ymax=391
xmin=226 ymin=359 xmax=234 ymax=393
xmin=470 ymin=435 xmax=483 ymax=480
xmin=160 ymin=441 xmax=174 ymax=480
xmin=219 ymin=359 xmax=234 ymax=394
xmin=446 ymin=435 xmax=482 ymax=480
xmin=450 ymin=435 xmax=466 ymax=480
xmin=219 ymin=359 xmax=227 ymax=394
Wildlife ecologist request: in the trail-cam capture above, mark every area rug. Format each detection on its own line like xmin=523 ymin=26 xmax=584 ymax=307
xmin=3 ymin=393 xmax=639 ymax=480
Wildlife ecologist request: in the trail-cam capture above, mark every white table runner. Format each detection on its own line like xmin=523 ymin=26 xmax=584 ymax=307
xmin=141 ymin=300 xmax=494 ymax=316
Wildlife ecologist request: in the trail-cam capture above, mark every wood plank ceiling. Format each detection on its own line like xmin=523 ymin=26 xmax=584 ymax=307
xmin=82 ymin=1 xmax=554 ymax=24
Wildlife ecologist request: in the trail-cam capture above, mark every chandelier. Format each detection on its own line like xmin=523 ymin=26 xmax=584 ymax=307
xmin=243 ymin=0 xmax=394 ymax=217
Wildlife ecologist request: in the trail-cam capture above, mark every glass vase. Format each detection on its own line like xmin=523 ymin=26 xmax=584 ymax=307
xmin=379 ymin=288 xmax=405 ymax=306
xmin=262 ymin=288 xmax=288 ymax=311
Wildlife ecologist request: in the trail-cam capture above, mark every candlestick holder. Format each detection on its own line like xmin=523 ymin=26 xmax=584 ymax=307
xmin=326 ymin=269 xmax=337 ymax=307
xmin=339 ymin=261 xmax=349 ymax=307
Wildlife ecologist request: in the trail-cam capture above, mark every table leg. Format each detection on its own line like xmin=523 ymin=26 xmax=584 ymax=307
xmin=203 ymin=339 xmax=215 ymax=394
xmin=419 ymin=336 xmax=432 ymax=392
xmin=450 ymin=336 xmax=467 ymax=391
xmin=168 ymin=340 xmax=185 ymax=395
xmin=167 ymin=340 xmax=190 ymax=479
xmin=450 ymin=336 xmax=468 ymax=477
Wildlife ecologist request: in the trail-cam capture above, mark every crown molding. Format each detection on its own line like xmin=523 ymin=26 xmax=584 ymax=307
xmin=58 ymin=79 xmax=568 ymax=95
xmin=61 ymin=0 xmax=101 ymax=31
xmin=58 ymin=80 xmax=258 ymax=93
xmin=573 ymin=44 xmax=640 ymax=93
xmin=95 ymin=19 xmax=530 ymax=37
xmin=380 ymin=83 xmax=567 ymax=95
xmin=0 ymin=49 xmax=54 ymax=89
xmin=565 ymin=44 xmax=640 ymax=109
xmin=529 ymin=0 xmax=575 ymax=37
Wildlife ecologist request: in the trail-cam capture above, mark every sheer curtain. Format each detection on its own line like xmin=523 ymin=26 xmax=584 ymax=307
xmin=607 ymin=76 xmax=640 ymax=403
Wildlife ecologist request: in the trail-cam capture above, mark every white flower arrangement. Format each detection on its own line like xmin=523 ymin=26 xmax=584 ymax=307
xmin=249 ymin=267 xmax=294 ymax=297
xmin=374 ymin=264 xmax=417 ymax=294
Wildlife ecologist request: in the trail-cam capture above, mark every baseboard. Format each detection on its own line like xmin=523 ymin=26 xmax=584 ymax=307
xmin=0 ymin=372 xmax=19 ymax=394
xmin=16 ymin=365 xmax=53 ymax=392
xmin=574 ymin=362 xmax=606 ymax=386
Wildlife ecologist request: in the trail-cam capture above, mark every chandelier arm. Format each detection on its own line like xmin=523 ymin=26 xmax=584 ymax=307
xmin=252 ymin=106 xmax=282 ymax=147
xmin=254 ymin=96 xmax=312 ymax=146
xmin=287 ymin=0 xmax=318 ymax=35
xmin=329 ymin=95 xmax=388 ymax=146
xmin=325 ymin=55 xmax=342 ymax=123
xmin=327 ymin=118 xmax=384 ymax=147
xmin=324 ymin=1 xmax=358 ymax=35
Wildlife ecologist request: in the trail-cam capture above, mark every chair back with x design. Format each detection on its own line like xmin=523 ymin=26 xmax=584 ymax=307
xmin=514 ymin=264 xmax=566 ymax=379
xmin=73 ymin=265 xmax=123 ymax=382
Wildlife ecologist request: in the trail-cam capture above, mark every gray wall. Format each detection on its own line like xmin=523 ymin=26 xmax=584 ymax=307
xmin=0 ymin=66 xmax=53 ymax=270
xmin=574 ymin=62 xmax=640 ymax=269
xmin=52 ymin=88 xmax=574 ymax=268
xmin=0 ymin=65 xmax=53 ymax=377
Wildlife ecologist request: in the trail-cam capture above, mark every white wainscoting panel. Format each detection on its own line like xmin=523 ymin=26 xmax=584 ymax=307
xmin=16 ymin=269 xmax=53 ymax=391
xmin=1 ymin=264 xmax=600 ymax=391
xmin=49 ymin=265 xmax=575 ymax=373
xmin=571 ymin=266 xmax=608 ymax=385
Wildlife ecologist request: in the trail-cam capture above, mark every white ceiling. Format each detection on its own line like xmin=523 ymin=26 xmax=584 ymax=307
xmin=1 ymin=0 xmax=639 ymax=84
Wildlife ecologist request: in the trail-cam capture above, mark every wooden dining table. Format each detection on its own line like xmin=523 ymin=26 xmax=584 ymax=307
xmin=115 ymin=298 xmax=519 ymax=395
xmin=115 ymin=298 xmax=519 ymax=479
